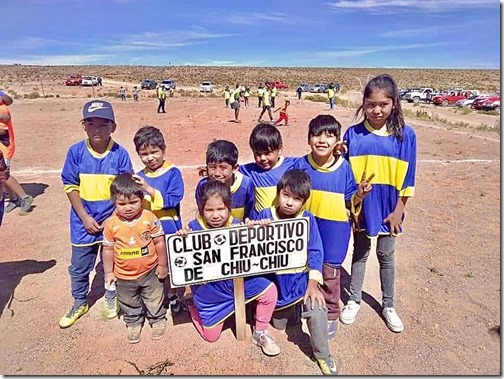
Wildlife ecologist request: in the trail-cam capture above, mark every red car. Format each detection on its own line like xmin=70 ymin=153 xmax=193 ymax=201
xmin=270 ymin=81 xmax=288 ymax=90
xmin=432 ymin=90 xmax=473 ymax=106
xmin=480 ymin=96 xmax=500 ymax=112
xmin=473 ymin=95 xmax=500 ymax=110
xmin=65 ymin=74 xmax=82 ymax=86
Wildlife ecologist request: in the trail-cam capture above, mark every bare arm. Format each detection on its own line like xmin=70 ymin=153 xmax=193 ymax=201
xmin=153 ymin=235 xmax=168 ymax=279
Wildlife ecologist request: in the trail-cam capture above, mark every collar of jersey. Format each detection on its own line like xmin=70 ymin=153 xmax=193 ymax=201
xmin=230 ymin=171 xmax=243 ymax=194
xmin=270 ymin=206 xmax=304 ymax=221
xmin=86 ymin=138 xmax=114 ymax=158
xmin=143 ymin=161 xmax=173 ymax=178
xmin=307 ymin=153 xmax=343 ymax=173
xmin=364 ymin=120 xmax=390 ymax=136
xmin=196 ymin=214 xmax=235 ymax=230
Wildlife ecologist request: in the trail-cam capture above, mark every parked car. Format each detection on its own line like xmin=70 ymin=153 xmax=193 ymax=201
xmin=480 ymin=97 xmax=500 ymax=112
xmin=270 ymin=81 xmax=288 ymax=90
xmin=472 ymin=94 xmax=499 ymax=110
xmin=199 ymin=81 xmax=213 ymax=93
xmin=160 ymin=79 xmax=177 ymax=90
xmin=399 ymin=88 xmax=418 ymax=99
xmin=65 ymin=74 xmax=82 ymax=86
xmin=141 ymin=79 xmax=157 ymax=90
xmin=81 ymin=75 xmax=99 ymax=86
xmin=455 ymin=94 xmax=484 ymax=108
xmin=310 ymin=84 xmax=328 ymax=93
xmin=432 ymin=90 xmax=473 ymax=106
xmin=403 ymin=88 xmax=434 ymax=103
xmin=297 ymin=83 xmax=311 ymax=92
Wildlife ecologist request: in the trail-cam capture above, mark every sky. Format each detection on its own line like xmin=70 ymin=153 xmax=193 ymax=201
xmin=2 ymin=0 xmax=501 ymax=68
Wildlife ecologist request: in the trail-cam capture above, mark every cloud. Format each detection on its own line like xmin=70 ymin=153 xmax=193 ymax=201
xmin=0 ymin=54 xmax=112 ymax=65
xmin=101 ymin=28 xmax=236 ymax=52
xmin=224 ymin=12 xmax=294 ymax=25
xmin=314 ymin=42 xmax=452 ymax=58
xmin=326 ymin=0 xmax=495 ymax=12
xmin=182 ymin=59 xmax=266 ymax=67
xmin=9 ymin=36 xmax=79 ymax=50
xmin=377 ymin=19 xmax=491 ymax=37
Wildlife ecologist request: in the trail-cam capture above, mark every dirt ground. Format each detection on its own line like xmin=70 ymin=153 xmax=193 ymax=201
xmin=0 ymin=80 xmax=500 ymax=375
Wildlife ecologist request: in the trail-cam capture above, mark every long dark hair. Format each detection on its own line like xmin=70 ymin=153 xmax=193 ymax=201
xmin=355 ymin=74 xmax=405 ymax=141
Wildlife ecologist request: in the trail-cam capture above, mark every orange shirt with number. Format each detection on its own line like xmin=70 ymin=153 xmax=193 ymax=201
xmin=103 ymin=209 xmax=164 ymax=280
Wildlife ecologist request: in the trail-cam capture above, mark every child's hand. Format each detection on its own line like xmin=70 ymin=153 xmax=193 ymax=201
xmin=197 ymin=165 xmax=208 ymax=177
xmin=132 ymin=174 xmax=152 ymax=192
xmin=82 ymin=215 xmax=102 ymax=234
xmin=176 ymin=226 xmax=191 ymax=237
xmin=303 ymin=280 xmax=326 ymax=310
xmin=104 ymin=272 xmax=117 ymax=285
xmin=156 ymin=265 xmax=169 ymax=280
xmin=333 ymin=139 xmax=348 ymax=156
xmin=383 ymin=210 xmax=403 ymax=236
xmin=356 ymin=171 xmax=374 ymax=199
xmin=243 ymin=218 xmax=271 ymax=228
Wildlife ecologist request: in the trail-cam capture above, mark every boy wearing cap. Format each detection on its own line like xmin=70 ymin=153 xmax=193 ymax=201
xmin=59 ymin=100 xmax=133 ymax=328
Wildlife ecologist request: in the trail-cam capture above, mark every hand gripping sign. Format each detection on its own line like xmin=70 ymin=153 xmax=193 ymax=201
xmin=167 ymin=217 xmax=309 ymax=287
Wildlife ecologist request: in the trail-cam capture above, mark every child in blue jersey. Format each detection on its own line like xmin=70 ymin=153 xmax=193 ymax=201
xmin=132 ymin=125 xmax=184 ymax=313
xmin=59 ymin=100 xmax=133 ymax=328
xmin=179 ymin=180 xmax=281 ymax=356
xmin=294 ymin=114 xmax=373 ymax=340
xmin=340 ymin=74 xmax=417 ymax=333
xmin=195 ymin=139 xmax=254 ymax=221
xmin=252 ymin=169 xmax=337 ymax=375
xmin=239 ymin=123 xmax=296 ymax=217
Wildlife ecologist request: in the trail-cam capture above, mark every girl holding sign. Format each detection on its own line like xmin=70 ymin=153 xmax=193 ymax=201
xmin=177 ymin=180 xmax=281 ymax=356
xmin=340 ymin=74 xmax=417 ymax=333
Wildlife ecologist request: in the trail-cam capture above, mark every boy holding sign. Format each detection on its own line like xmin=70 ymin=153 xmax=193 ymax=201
xmin=178 ymin=180 xmax=281 ymax=356
xmin=294 ymin=114 xmax=373 ymax=340
xmin=252 ymin=169 xmax=337 ymax=376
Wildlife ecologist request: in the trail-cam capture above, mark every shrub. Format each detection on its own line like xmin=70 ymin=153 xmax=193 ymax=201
xmin=24 ymin=92 xmax=41 ymax=99
xmin=304 ymin=94 xmax=328 ymax=103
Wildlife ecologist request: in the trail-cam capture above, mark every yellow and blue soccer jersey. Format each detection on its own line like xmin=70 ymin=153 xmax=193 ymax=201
xmin=188 ymin=216 xmax=274 ymax=328
xmin=195 ymin=172 xmax=254 ymax=221
xmin=254 ymin=207 xmax=323 ymax=309
xmin=343 ymin=120 xmax=417 ymax=237
xmin=137 ymin=161 xmax=184 ymax=236
xmin=294 ymin=153 xmax=357 ymax=266
xmin=239 ymin=156 xmax=296 ymax=217
xmin=61 ymin=139 xmax=133 ymax=246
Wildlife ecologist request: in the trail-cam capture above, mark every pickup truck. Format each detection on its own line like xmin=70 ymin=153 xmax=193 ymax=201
xmin=65 ymin=74 xmax=82 ymax=86
xmin=403 ymin=88 xmax=433 ymax=103
xmin=432 ymin=90 xmax=473 ymax=106
xmin=271 ymin=81 xmax=288 ymax=90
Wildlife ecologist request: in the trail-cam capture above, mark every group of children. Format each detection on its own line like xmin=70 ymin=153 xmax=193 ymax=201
xmin=58 ymin=74 xmax=416 ymax=376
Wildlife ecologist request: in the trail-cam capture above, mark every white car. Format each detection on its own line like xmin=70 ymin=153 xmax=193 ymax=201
xmin=81 ymin=76 xmax=99 ymax=86
xmin=199 ymin=81 xmax=213 ymax=93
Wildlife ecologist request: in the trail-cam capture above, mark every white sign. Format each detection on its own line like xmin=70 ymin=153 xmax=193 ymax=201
xmin=167 ymin=218 xmax=309 ymax=287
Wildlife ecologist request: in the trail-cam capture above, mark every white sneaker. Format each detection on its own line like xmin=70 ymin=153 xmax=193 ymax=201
xmin=382 ymin=307 xmax=404 ymax=333
xmin=339 ymin=300 xmax=361 ymax=325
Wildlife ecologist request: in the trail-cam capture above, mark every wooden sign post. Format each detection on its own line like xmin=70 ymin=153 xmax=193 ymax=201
xmin=233 ymin=277 xmax=246 ymax=341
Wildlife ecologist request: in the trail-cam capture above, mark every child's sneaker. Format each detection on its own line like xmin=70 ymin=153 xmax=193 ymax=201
xmin=340 ymin=300 xmax=361 ymax=325
xmin=316 ymin=355 xmax=338 ymax=375
xmin=19 ymin=195 xmax=34 ymax=214
xmin=104 ymin=295 xmax=119 ymax=319
xmin=251 ymin=329 xmax=281 ymax=356
xmin=151 ymin=320 xmax=167 ymax=340
xmin=127 ymin=324 xmax=142 ymax=344
xmin=4 ymin=198 xmax=20 ymax=213
xmin=59 ymin=303 xmax=89 ymax=328
xmin=169 ymin=294 xmax=181 ymax=314
xmin=327 ymin=319 xmax=339 ymax=340
xmin=382 ymin=307 xmax=404 ymax=333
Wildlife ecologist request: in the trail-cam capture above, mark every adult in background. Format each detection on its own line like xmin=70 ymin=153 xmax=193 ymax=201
xmin=296 ymin=85 xmax=303 ymax=100
xmin=157 ymin=85 xmax=166 ymax=113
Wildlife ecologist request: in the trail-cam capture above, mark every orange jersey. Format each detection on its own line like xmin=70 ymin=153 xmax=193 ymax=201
xmin=103 ymin=209 xmax=164 ymax=280
xmin=0 ymin=104 xmax=15 ymax=159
